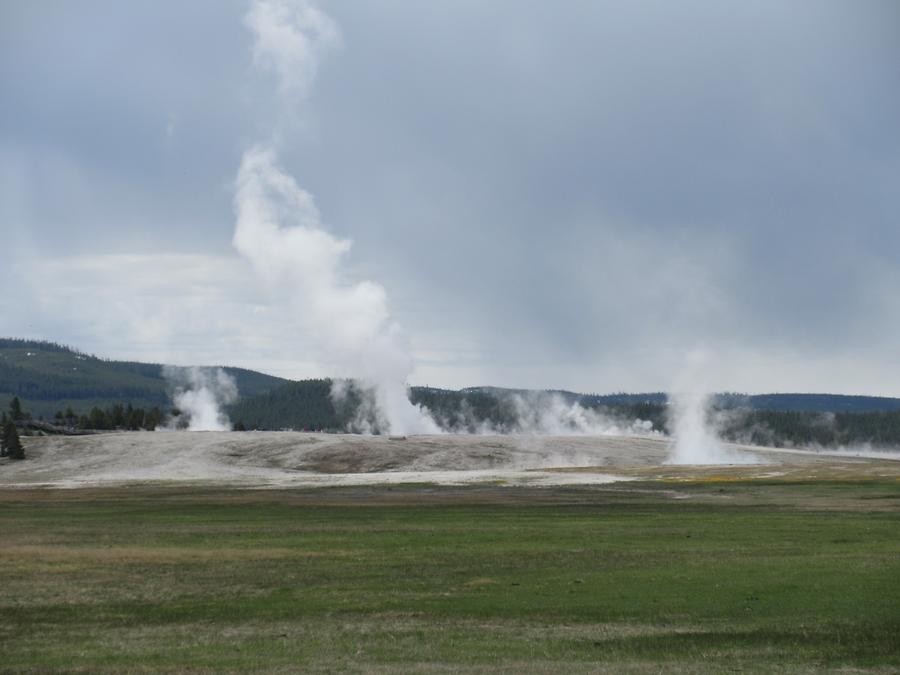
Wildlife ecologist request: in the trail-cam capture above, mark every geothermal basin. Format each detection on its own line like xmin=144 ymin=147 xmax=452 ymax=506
xmin=2 ymin=432 xmax=898 ymax=489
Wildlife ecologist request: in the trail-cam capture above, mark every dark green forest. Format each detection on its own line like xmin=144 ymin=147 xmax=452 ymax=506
xmin=227 ymin=379 xmax=342 ymax=431
xmin=717 ymin=409 xmax=900 ymax=448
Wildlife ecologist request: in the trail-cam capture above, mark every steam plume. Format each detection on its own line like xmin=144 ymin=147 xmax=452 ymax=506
xmin=508 ymin=394 xmax=656 ymax=436
xmin=237 ymin=0 xmax=652 ymax=438
xmin=233 ymin=148 xmax=439 ymax=434
xmin=666 ymin=351 xmax=758 ymax=464
xmin=163 ymin=366 xmax=237 ymax=431
xmin=244 ymin=0 xmax=340 ymax=99
xmin=425 ymin=390 xmax=657 ymax=436
xmin=667 ymin=391 xmax=732 ymax=463
xmin=236 ymin=0 xmax=439 ymax=435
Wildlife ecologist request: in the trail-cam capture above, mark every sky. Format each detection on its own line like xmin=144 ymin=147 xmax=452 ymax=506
xmin=2 ymin=0 xmax=899 ymax=395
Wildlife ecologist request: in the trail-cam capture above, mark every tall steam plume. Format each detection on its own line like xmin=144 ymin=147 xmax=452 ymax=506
xmin=236 ymin=0 xmax=438 ymax=435
xmin=233 ymin=148 xmax=439 ymax=434
xmin=234 ymin=0 xmax=661 ymax=438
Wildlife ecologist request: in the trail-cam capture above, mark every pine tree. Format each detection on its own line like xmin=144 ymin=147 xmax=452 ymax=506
xmin=9 ymin=397 xmax=23 ymax=421
xmin=2 ymin=421 xmax=24 ymax=460
xmin=145 ymin=407 xmax=163 ymax=431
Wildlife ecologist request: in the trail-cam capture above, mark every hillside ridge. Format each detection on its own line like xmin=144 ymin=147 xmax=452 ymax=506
xmin=0 ymin=338 xmax=288 ymax=417
xmin=5 ymin=338 xmax=900 ymax=433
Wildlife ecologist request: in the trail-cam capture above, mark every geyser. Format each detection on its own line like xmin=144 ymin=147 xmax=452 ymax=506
xmin=236 ymin=0 xmax=439 ymax=435
xmin=667 ymin=390 xmax=733 ymax=464
xmin=232 ymin=148 xmax=440 ymax=435
xmin=163 ymin=366 xmax=237 ymax=431
xmin=665 ymin=351 xmax=759 ymax=464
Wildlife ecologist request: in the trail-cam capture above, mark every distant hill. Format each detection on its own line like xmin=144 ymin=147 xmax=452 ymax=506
xmin=739 ymin=393 xmax=900 ymax=413
xmin=0 ymin=338 xmax=288 ymax=419
xmin=227 ymin=382 xmax=550 ymax=432
xmin=460 ymin=387 xmax=668 ymax=407
xmin=459 ymin=388 xmax=900 ymax=413
xmin=5 ymin=337 xmax=900 ymax=445
xmin=229 ymin=384 xmax=670 ymax=433
xmin=229 ymin=381 xmax=900 ymax=447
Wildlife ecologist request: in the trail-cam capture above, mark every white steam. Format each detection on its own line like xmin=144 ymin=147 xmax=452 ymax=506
xmin=507 ymin=394 xmax=655 ymax=436
xmin=235 ymin=0 xmax=661 ymax=439
xmin=244 ymin=0 xmax=340 ymax=99
xmin=233 ymin=149 xmax=440 ymax=435
xmin=429 ymin=390 xmax=657 ymax=437
xmin=163 ymin=366 xmax=238 ymax=431
xmin=237 ymin=0 xmax=439 ymax=435
xmin=666 ymin=351 xmax=758 ymax=464
xmin=667 ymin=391 xmax=734 ymax=464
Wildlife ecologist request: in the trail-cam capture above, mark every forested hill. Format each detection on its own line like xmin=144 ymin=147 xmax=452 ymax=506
xmin=225 ymin=383 xmax=665 ymax=432
xmin=0 ymin=338 xmax=288 ymax=418
xmin=228 ymin=381 xmax=900 ymax=448
xmin=733 ymin=393 xmax=900 ymax=413
xmin=5 ymin=337 xmax=900 ymax=443
xmin=229 ymin=381 xmax=900 ymax=425
xmin=460 ymin=387 xmax=900 ymax=413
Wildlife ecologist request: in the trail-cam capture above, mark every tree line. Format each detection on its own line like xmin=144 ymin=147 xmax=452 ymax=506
xmin=6 ymin=378 xmax=900 ymax=450
xmin=55 ymin=403 xmax=167 ymax=432
xmin=227 ymin=379 xmax=343 ymax=431
xmin=230 ymin=381 xmax=900 ymax=448
xmin=1 ymin=398 xmax=25 ymax=459
xmin=1 ymin=396 xmax=166 ymax=434
xmin=718 ymin=409 xmax=900 ymax=448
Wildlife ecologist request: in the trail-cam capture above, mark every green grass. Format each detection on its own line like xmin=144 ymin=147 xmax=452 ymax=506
xmin=1 ymin=482 xmax=898 ymax=673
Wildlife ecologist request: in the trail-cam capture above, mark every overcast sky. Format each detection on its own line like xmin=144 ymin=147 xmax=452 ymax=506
xmin=2 ymin=1 xmax=899 ymax=395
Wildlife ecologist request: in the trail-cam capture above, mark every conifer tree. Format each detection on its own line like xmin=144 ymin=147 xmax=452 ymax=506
xmin=2 ymin=421 xmax=24 ymax=460
xmin=9 ymin=397 xmax=23 ymax=421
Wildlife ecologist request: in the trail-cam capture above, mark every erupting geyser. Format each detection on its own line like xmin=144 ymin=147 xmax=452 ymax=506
xmin=234 ymin=0 xmax=439 ymax=435
xmin=667 ymin=390 xmax=732 ymax=464
xmin=665 ymin=352 xmax=759 ymax=465
xmin=232 ymin=148 xmax=440 ymax=435
xmin=163 ymin=366 xmax=237 ymax=431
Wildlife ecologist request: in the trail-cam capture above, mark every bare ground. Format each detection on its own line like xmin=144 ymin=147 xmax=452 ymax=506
xmin=0 ymin=431 xmax=896 ymax=489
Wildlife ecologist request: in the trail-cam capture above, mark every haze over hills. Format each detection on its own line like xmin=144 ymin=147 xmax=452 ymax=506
xmin=4 ymin=338 xmax=900 ymax=449
xmin=5 ymin=338 xmax=900 ymax=419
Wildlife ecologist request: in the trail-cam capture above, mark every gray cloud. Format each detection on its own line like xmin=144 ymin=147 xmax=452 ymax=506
xmin=2 ymin=1 xmax=899 ymax=394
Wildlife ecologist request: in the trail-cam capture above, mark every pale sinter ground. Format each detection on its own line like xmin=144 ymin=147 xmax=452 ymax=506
xmin=2 ymin=431 xmax=898 ymax=488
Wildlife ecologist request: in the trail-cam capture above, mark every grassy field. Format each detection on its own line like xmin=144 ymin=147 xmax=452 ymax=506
xmin=1 ymin=480 xmax=898 ymax=673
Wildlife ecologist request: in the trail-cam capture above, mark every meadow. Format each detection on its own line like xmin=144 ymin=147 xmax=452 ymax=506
xmin=1 ymin=480 xmax=898 ymax=673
